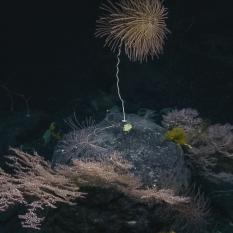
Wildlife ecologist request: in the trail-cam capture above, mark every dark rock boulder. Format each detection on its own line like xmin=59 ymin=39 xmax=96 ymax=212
xmin=53 ymin=110 xmax=190 ymax=191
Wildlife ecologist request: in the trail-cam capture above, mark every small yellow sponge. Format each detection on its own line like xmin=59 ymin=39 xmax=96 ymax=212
xmin=165 ymin=127 xmax=187 ymax=145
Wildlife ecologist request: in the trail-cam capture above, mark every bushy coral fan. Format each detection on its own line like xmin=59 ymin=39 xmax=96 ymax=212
xmin=188 ymin=123 xmax=233 ymax=172
xmin=0 ymin=148 xmax=83 ymax=229
xmin=162 ymin=108 xmax=233 ymax=174
xmin=162 ymin=108 xmax=203 ymax=133
xmin=0 ymin=148 xmax=209 ymax=232
xmin=200 ymin=123 xmax=233 ymax=157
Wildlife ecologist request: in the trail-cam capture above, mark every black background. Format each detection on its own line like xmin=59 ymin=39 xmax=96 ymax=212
xmin=0 ymin=0 xmax=233 ymax=122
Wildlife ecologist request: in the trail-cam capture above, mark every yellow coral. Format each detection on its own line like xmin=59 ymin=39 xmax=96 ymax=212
xmin=165 ymin=127 xmax=187 ymax=145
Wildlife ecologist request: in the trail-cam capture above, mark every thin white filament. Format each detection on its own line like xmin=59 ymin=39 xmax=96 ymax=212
xmin=116 ymin=44 xmax=127 ymax=122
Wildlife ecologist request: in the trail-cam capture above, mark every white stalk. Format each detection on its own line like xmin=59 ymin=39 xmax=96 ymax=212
xmin=116 ymin=44 xmax=127 ymax=122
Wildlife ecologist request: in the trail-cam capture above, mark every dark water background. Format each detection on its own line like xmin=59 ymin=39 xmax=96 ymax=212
xmin=0 ymin=0 xmax=233 ymax=122
xmin=0 ymin=1 xmax=233 ymax=232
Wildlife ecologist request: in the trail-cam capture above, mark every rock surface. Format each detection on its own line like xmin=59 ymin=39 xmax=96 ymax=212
xmin=53 ymin=111 xmax=190 ymax=191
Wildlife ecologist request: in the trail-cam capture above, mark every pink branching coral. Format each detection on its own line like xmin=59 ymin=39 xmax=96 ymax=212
xmin=205 ymin=124 xmax=233 ymax=157
xmin=18 ymin=201 xmax=45 ymax=230
xmin=0 ymin=168 xmax=25 ymax=211
xmin=0 ymin=148 xmax=84 ymax=229
xmin=170 ymin=189 xmax=210 ymax=233
xmin=60 ymin=154 xmax=210 ymax=233
xmin=0 ymin=149 xmax=209 ymax=231
xmin=187 ymin=123 xmax=233 ymax=171
xmin=162 ymin=108 xmax=203 ymax=133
